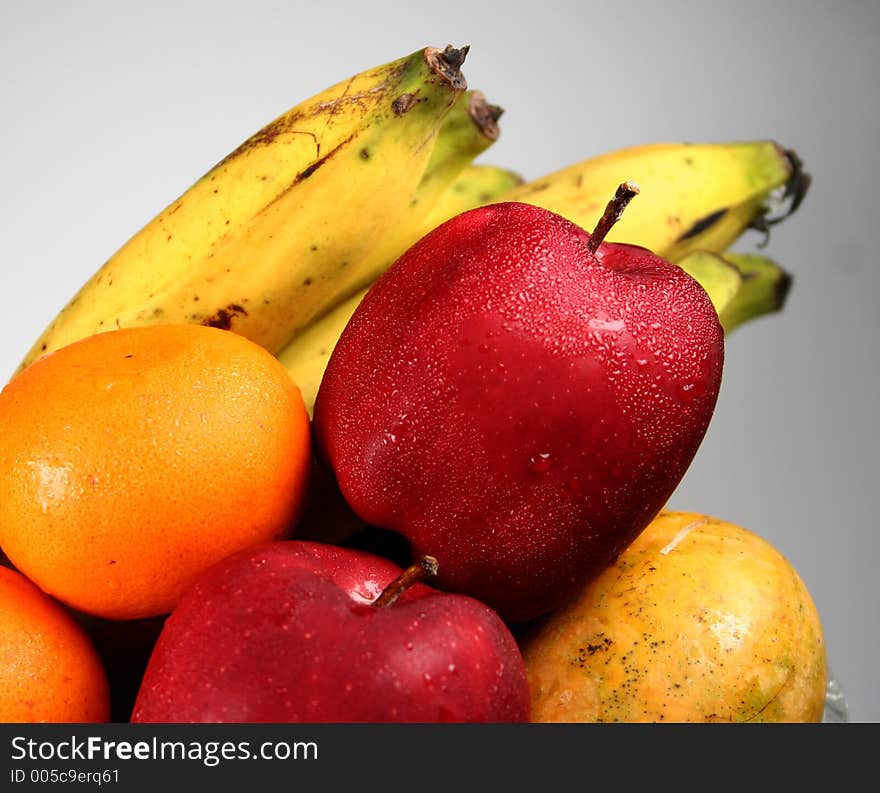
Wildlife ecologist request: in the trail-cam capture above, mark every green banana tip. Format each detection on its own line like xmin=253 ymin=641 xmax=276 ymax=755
xmin=774 ymin=266 xmax=794 ymax=310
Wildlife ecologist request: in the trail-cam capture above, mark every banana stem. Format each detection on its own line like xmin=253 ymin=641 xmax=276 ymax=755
xmin=426 ymin=45 xmax=469 ymax=91
xmin=586 ymin=181 xmax=640 ymax=255
xmin=468 ymin=91 xmax=503 ymax=142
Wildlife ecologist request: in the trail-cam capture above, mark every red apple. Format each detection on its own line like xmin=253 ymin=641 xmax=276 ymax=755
xmin=313 ymin=189 xmax=724 ymax=623
xmin=131 ymin=541 xmax=529 ymax=722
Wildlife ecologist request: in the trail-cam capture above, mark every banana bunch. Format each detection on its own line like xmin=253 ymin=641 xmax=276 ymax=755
xmin=281 ymin=140 xmax=805 ymax=414
xmin=15 ymin=44 xmax=807 ymax=420
xmin=16 ymin=45 xmax=471 ymax=375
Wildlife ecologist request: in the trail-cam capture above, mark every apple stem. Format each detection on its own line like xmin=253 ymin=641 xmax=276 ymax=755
xmin=374 ymin=556 xmax=439 ymax=608
xmin=586 ymin=181 xmax=641 ymax=255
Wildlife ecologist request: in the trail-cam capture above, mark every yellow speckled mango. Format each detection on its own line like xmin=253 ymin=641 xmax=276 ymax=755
xmin=520 ymin=511 xmax=827 ymax=723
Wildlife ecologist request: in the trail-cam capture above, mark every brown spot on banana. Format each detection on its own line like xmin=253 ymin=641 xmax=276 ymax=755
xmin=202 ymin=304 xmax=248 ymax=331
xmin=214 ymin=60 xmax=414 ymax=169
xmin=519 ymin=181 xmax=551 ymax=195
xmin=676 ymin=207 xmax=729 ymax=242
xmin=392 ymin=93 xmax=419 ymax=115
xmin=220 ymin=126 xmax=319 ymax=169
xmin=279 ymin=132 xmax=358 ymax=189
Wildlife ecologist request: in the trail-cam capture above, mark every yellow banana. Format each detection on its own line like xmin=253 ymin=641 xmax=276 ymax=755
xmin=676 ymin=249 xmax=792 ymax=334
xmin=278 ymin=89 xmax=508 ymax=414
xmin=410 ymin=91 xmax=504 ymax=211
xmin=717 ymin=251 xmax=793 ymax=332
xmin=419 ymin=163 xmax=524 ymax=230
xmin=497 ymin=141 xmax=809 ymax=262
xmin=675 ymin=250 xmax=743 ymax=321
xmin=321 ymin=88 xmax=503 ymax=305
xmin=16 ymin=45 xmax=469 ymax=375
xmin=279 ymin=289 xmax=367 ymax=417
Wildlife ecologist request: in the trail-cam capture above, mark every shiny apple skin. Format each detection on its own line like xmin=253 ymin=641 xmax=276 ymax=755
xmin=131 ymin=541 xmax=530 ymax=722
xmin=314 ymin=202 xmax=724 ymax=623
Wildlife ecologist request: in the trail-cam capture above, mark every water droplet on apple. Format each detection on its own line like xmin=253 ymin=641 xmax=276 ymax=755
xmin=676 ymin=379 xmax=706 ymax=404
xmin=530 ymin=452 xmax=552 ymax=473
xmin=676 ymin=382 xmax=696 ymax=403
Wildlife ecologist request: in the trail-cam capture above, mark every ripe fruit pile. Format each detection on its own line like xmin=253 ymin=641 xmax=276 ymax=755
xmin=0 ymin=45 xmax=825 ymax=723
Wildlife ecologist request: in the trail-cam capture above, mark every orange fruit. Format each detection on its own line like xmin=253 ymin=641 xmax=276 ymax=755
xmin=0 ymin=566 xmax=110 ymax=722
xmin=0 ymin=324 xmax=311 ymax=620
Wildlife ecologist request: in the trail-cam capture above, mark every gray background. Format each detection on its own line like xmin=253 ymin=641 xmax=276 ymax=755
xmin=1 ymin=1 xmax=877 ymax=721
